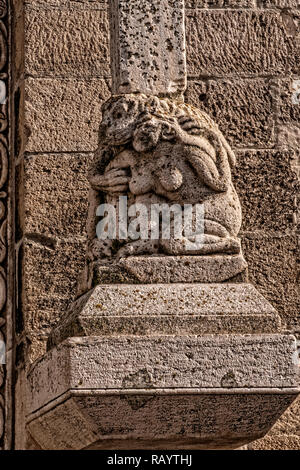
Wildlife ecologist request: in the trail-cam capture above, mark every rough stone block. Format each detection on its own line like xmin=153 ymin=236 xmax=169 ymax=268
xmin=186 ymin=10 xmax=300 ymax=76
xmin=110 ymin=0 xmax=187 ymax=96
xmin=90 ymin=254 xmax=248 ymax=287
xmin=23 ymin=238 xmax=86 ymax=361
xmin=278 ymin=125 xmax=300 ymax=169
xmin=25 ymin=7 xmax=110 ymax=77
xmin=250 ymin=434 xmax=300 ymax=450
xmin=24 ymin=153 xmax=91 ymax=237
xmin=248 ymin=396 xmax=300 ymax=450
xmin=27 ymin=334 xmax=299 ymax=449
xmin=186 ymin=0 xmax=255 ymax=6
xmin=277 ymin=78 xmax=300 ymax=131
xmin=27 ymin=392 xmax=298 ymax=450
xmin=186 ymin=79 xmax=275 ymax=148
xmin=241 ymin=234 xmax=300 ymax=331
xmin=25 ymin=78 xmax=110 ymax=152
xmin=24 ymin=0 xmax=108 ymax=7
xmin=48 ymin=283 xmax=281 ymax=347
xmin=234 ymin=150 xmax=299 ymax=233
xmin=258 ymin=1 xmax=300 ymax=8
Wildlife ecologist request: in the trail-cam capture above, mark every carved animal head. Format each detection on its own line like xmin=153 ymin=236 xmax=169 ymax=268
xmin=100 ymin=95 xmax=142 ymax=145
xmin=132 ymin=119 xmax=162 ymax=152
xmin=100 ymin=94 xmax=236 ymax=167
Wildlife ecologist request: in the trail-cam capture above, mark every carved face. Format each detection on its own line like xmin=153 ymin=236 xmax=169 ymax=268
xmin=101 ymin=97 xmax=140 ymax=145
xmin=133 ymin=119 xmax=162 ymax=152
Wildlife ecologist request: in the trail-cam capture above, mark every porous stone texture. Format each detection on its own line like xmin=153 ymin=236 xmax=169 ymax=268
xmin=249 ymin=396 xmax=300 ymax=450
xmin=110 ymin=0 xmax=187 ymax=96
xmin=186 ymin=79 xmax=275 ymax=149
xmin=24 ymin=1 xmax=108 ymax=6
xmin=89 ymin=254 xmax=248 ymax=287
xmin=47 ymin=283 xmax=280 ymax=347
xmin=23 ymin=239 xmax=86 ymax=362
xmin=24 ymin=153 xmax=91 ymax=237
xmin=27 ymin=393 xmax=297 ymax=451
xmin=186 ymin=10 xmax=300 ymax=76
xmin=31 ymin=335 xmax=299 ymax=409
xmin=25 ymin=78 xmax=110 ymax=152
xmin=186 ymin=1 xmax=255 ymax=6
xmin=234 ymin=150 xmax=299 ymax=233
xmin=258 ymin=1 xmax=300 ymax=8
xmin=22 ymin=0 xmax=300 ymax=450
xmin=241 ymin=234 xmax=299 ymax=332
xmin=25 ymin=8 xmax=110 ymax=78
xmin=88 ymin=94 xmax=244 ymax=260
xmin=27 ymin=334 xmax=299 ymax=449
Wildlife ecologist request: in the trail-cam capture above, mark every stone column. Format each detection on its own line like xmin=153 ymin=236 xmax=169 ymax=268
xmin=110 ymin=0 xmax=187 ymax=97
xmin=26 ymin=0 xmax=299 ymax=450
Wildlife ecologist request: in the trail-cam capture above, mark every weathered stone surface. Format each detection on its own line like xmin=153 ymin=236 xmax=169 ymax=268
xmin=48 ymin=283 xmax=280 ymax=347
xmin=12 ymin=0 xmax=25 ymax=83
xmin=234 ymin=150 xmax=299 ymax=233
xmin=25 ymin=8 xmax=110 ymax=77
xmin=186 ymin=11 xmax=300 ymax=76
xmin=258 ymin=1 xmax=300 ymax=8
xmin=249 ymin=396 xmax=300 ymax=450
xmin=186 ymin=0 xmax=255 ymax=6
xmin=27 ymin=393 xmax=298 ymax=450
xmin=277 ymin=79 xmax=300 ymax=139
xmin=28 ymin=334 xmax=299 ymax=412
xmin=241 ymin=234 xmax=299 ymax=331
xmin=25 ymin=0 xmax=107 ymax=6
xmin=21 ymin=0 xmax=300 ymax=452
xmin=25 ymin=78 xmax=110 ymax=152
xmin=27 ymin=333 xmax=299 ymax=449
xmin=278 ymin=126 xmax=300 ymax=165
xmin=251 ymin=434 xmax=300 ymax=450
xmin=186 ymin=79 xmax=275 ymax=148
xmin=24 ymin=0 xmax=107 ymax=7
xmin=23 ymin=238 xmax=86 ymax=361
xmin=89 ymin=255 xmax=248 ymax=286
xmin=24 ymin=153 xmax=91 ymax=237
xmin=110 ymin=0 xmax=187 ymax=96
xmin=88 ymin=94 xmax=243 ymax=260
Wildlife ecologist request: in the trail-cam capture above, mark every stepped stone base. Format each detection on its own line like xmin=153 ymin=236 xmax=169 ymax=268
xmin=27 ymin=282 xmax=299 ymax=450
xmin=48 ymin=283 xmax=279 ymax=348
xmin=78 ymin=254 xmax=248 ymax=296
xmin=27 ymin=334 xmax=299 ymax=450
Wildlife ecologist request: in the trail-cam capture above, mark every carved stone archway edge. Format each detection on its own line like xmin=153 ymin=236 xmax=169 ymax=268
xmin=0 ymin=0 xmax=14 ymax=451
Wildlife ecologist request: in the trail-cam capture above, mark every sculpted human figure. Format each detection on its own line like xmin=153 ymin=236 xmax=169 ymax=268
xmin=87 ymin=94 xmax=242 ymax=259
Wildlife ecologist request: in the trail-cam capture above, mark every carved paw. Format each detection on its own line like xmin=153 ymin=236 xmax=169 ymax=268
xmin=87 ymin=239 xmax=113 ymax=260
xmin=117 ymin=240 xmax=159 ymax=259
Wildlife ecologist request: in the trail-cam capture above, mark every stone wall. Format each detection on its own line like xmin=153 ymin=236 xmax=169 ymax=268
xmin=19 ymin=0 xmax=299 ymax=449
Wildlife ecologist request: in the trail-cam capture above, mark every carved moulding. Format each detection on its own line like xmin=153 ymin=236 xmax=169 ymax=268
xmin=0 ymin=0 xmax=8 ymax=450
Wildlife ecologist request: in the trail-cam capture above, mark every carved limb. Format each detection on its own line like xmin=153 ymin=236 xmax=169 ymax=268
xmin=186 ymin=144 xmax=231 ymax=193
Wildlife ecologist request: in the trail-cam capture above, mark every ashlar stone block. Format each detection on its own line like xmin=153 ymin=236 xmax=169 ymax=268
xmin=110 ymin=0 xmax=187 ymax=96
xmin=27 ymin=333 xmax=299 ymax=450
xmin=47 ymin=283 xmax=281 ymax=348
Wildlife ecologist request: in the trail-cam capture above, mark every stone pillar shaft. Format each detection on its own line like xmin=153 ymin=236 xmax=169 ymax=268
xmin=109 ymin=0 xmax=187 ymax=96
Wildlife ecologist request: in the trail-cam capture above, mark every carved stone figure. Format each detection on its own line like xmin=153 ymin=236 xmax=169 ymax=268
xmin=87 ymin=94 xmax=242 ymax=260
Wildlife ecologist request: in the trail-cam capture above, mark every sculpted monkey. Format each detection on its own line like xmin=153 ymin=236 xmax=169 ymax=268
xmin=87 ymin=94 xmax=242 ymax=259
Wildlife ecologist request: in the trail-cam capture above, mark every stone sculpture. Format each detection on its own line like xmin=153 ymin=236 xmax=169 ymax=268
xmin=88 ymin=94 xmax=242 ymax=260
xmin=26 ymin=0 xmax=299 ymax=451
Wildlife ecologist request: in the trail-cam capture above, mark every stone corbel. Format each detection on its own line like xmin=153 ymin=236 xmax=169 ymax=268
xmin=26 ymin=0 xmax=299 ymax=450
